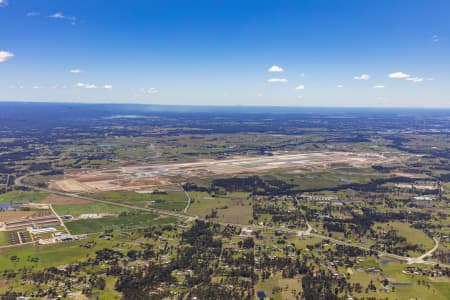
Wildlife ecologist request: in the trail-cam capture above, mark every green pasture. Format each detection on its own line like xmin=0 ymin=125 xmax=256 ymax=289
xmin=65 ymin=213 xmax=177 ymax=234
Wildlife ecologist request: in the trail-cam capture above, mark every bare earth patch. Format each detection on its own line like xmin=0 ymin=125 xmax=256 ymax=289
xmin=42 ymin=194 xmax=92 ymax=205
xmin=0 ymin=211 xmax=35 ymax=222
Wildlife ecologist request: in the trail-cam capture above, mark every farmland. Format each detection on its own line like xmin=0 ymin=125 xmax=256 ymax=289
xmin=0 ymin=104 xmax=449 ymax=299
xmin=65 ymin=213 xmax=177 ymax=234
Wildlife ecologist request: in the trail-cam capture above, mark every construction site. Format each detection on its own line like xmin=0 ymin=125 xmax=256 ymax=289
xmin=50 ymin=151 xmax=400 ymax=193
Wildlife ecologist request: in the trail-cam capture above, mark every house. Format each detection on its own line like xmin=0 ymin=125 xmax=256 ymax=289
xmin=240 ymin=227 xmax=253 ymax=237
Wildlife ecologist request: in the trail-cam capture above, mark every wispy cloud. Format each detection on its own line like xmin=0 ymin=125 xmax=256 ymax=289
xmin=49 ymin=12 xmax=77 ymax=25
xmin=26 ymin=12 xmax=40 ymax=17
xmin=268 ymin=65 xmax=284 ymax=73
xmin=0 ymin=50 xmax=14 ymax=63
xmin=70 ymin=69 xmax=82 ymax=74
xmin=267 ymin=78 xmax=288 ymax=83
xmin=373 ymin=85 xmax=385 ymax=89
xmin=431 ymin=35 xmax=446 ymax=43
xmin=353 ymin=74 xmax=370 ymax=80
xmin=337 ymin=85 xmax=344 ymax=88
xmin=75 ymin=82 xmax=97 ymax=89
xmin=9 ymin=83 xmax=24 ymax=89
xmin=405 ymin=77 xmax=424 ymax=83
xmin=295 ymin=85 xmax=305 ymax=90
xmin=0 ymin=0 xmax=7 ymax=7
xmin=103 ymin=85 xmax=113 ymax=90
xmin=147 ymin=87 xmax=159 ymax=94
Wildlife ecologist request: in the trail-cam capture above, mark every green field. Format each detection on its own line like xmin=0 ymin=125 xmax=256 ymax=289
xmin=0 ymin=233 xmax=133 ymax=272
xmin=373 ymin=221 xmax=435 ymax=255
xmin=92 ymin=191 xmax=188 ymax=211
xmin=53 ymin=202 xmax=132 ymax=216
xmin=263 ymin=170 xmax=381 ymax=191
xmin=188 ymin=191 xmax=253 ymax=224
xmin=0 ymin=191 xmax=48 ymax=204
xmin=0 ymin=231 xmax=9 ymax=246
xmin=65 ymin=213 xmax=177 ymax=234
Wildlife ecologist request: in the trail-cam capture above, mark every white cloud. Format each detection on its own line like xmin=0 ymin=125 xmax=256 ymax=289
xmin=48 ymin=12 xmax=77 ymax=25
xmin=49 ymin=12 xmax=66 ymax=19
xmin=388 ymin=72 xmax=410 ymax=79
xmin=147 ymin=87 xmax=159 ymax=94
xmin=337 ymin=85 xmax=344 ymax=88
xmin=75 ymin=82 xmax=97 ymax=89
xmin=405 ymin=77 xmax=424 ymax=83
xmin=257 ymin=93 xmax=263 ymax=97
xmin=26 ymin=12 xmax=40 ymax=17
xmin=388 ymin=72 xmax=431 ymax=83
xmin=70 ymin=69 xmax=82 ymax=74
xmin=33 ymin=85 xmax=40 ymax=89
xmin=0 ymin=0 xmax=7 ymax=7
xmin=267 ymin=78 xmax=288 ymax=83
xmin=297 ymin=96 xmax=303 ymax=99
xmin=353 ymin=74 xmax=370 ymax=80
xmin=268 ymin=65 xmax=284 ymax=73
xmin=0 ymin=50 xmax=14 ymax=63
xmin=103 ymin=85 xmax=113 ymax=89
xmin=295 ymin=85 xmax=305 ymax=90
xmin=373 ymin=85 xmax=385 ymax=89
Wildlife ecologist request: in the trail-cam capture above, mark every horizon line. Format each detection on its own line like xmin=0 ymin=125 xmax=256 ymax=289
xmin=1 ymin=100 xmax=450 ymax=110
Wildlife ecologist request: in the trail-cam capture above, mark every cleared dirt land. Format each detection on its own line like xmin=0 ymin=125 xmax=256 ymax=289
xmin=41 ymin=194 xmax=92 ymax=205
xmin=50 ymin=151 xmax=400 ymax=193
xmin=0 ymin=211 xmax=35 ymax=223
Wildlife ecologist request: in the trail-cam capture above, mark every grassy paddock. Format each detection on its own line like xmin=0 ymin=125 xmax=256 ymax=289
xmin=0 ymin=191 xmax=48 ymax=204
xmin=53 ymin=202 xmax=132 ymax=216
xmin=373 ymin=221 xmax=434 ymax=255
xmin=188 ymin=191 xmax=253 ymax=224
xmin=92 ymin=191 xmax=188 ymax=211
xmin=65 ymin=213 xmax=177 ymax=234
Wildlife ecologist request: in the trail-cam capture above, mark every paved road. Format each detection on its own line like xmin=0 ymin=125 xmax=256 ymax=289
xmin=13 ymin=178 xmax=449 ymax=268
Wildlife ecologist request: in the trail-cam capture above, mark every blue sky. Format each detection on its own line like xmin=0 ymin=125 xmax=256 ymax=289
xmin=0 ymin=0 xmax=449 ymax=107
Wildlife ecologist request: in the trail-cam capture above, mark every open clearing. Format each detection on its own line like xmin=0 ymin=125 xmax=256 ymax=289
xmin=91 ymin=191 xmax=188 ymax=212
xmin=41 ymin=194 xmax=92 ymax=205
xmin=188 ymin=192 xmax=253 ymax=224
xmin=65 ymin=213 xmax=177 ymax=234
xmin=51 ymin=151 xmax=399 ymax=192
xmin=0 ymin=191 xmax=48 ymax=204
xmin=0 ymin=211 xmax=35 ymax=222
xmin=53 ymin=202 xmax=132 ymax=217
